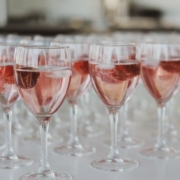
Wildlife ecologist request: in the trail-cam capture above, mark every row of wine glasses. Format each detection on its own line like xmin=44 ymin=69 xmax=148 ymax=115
xmin=0 ymin=33 xmax=180 ymax=180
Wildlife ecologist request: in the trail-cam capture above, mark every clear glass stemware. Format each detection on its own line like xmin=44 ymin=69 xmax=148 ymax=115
xmin=138 ymin=43 xmax=180 ymax=159
xmin=54 ymin=42 xmax=96 ymax=157
xmin=14 ymin=44 xmax=72 ymax=180
xmin=89 ymin=44 xmax=140 ymax=171
xmin=0 ymin=43 xmax=33 ymax=169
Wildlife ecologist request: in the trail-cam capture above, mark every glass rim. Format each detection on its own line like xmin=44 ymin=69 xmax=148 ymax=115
xmin=52 ymin=40 xmax=90 ymax=45
xmin=0 ymin=42 xmax=19 ymax=47
xmin=139 ymin=42 xmax=180 ymax=45
xmin=90 ymin=43 xmax=136 ymax=47
xmin=89 ymin=60 xmax=140 ymax=64
xmin=0 ymin=39 xmax=52 ymax=47
xmin=16 ymin=44 xmax=70 ymax=50
xmin=0 ymin=42 xmax=70 ymax=50
xmin=73 ymin=57 xmax=89 ymax=61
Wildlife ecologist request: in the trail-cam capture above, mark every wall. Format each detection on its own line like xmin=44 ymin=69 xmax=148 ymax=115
xmin=134 ymin=0 xmax=180 ymax=25
xmin=5 ymin=0 xmax=180 ymax=26
xmin=0 ymin=0 xmax=7 ymax=26
xmin=8 ymin=0 xmax=103 ymax=21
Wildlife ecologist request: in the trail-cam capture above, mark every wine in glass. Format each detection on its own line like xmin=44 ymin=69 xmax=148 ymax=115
xmin=138 ymin=43 xmax=180 ymax=159
xmin=89 ymin=44 xmax=140 ymax=171
xmin=14 ymin=44 xmax=72 ymax=180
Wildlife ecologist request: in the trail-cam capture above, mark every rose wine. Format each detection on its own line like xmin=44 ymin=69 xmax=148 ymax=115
xmin=89 ymin=61 xmax=140 ymax=107
xmin=15 ymin=66 xmax=71 ymax=119
xmin=141 ymin=60 xmax=180 ymax=103
xmin=0 ymin=63 xmax=19 ymax=109
xmin=66 ymin=59 xmax=91 ymax=100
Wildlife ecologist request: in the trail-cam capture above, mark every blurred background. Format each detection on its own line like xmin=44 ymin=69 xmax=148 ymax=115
xmin=0 ymin=0 xmax=180 ymax=35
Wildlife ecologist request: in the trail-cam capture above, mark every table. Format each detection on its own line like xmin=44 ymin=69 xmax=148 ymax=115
xmin=0 ymin=85 xmax=180 ymax=180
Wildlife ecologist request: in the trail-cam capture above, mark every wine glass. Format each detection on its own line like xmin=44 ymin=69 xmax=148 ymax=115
xmin=89 ymin=44 xmax=140 ymax=171
xmin=0 ymin=43 xmax=33 ymax=169
xmin=14 ymin=44 xmax=72 ymax=180
xmin=118 ymin=45 xmax=142 ymax=148
xmin=6 ymin=38 xmax=34 ymax=135
xmin=18 ymin=39 xmax=63 ymax=143
xmin=103 ymin=44 xmax=143 ymax=148
xmin=54 ymin=42 xmax=96 ymax=156
xmin=138 ymin=43 xmax=180 ymax=159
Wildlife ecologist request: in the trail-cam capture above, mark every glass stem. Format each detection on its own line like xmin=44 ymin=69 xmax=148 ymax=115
xmin=155 ymin=105 xmax=166 ymax=149
xmin=81 ymin=95 xmax=88 ymax=130
xmin=38 ymin=122 xmax=51 ymax=174
xmin=108 ymin=109 xmax=120 ymax=159
xmin=120 ymin=104 xmax=128 ymax=139
xmin=3 ymin=109 xmax=17 ymax=159
xmin=13 ymin=104 xmax=23 ymax=130
xmin=68 ymin=103 xmax=81 ymax=147
xmin=167 ymin=98 xmax=174 ymax=131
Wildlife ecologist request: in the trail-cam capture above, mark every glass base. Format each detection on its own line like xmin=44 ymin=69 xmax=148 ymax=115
xmin=140 ymin=147 xmax=180 ymax=159
xmin=19 ymin=171 xmax=72 ymax=180
xmin=0 ymin=155 xmax=33 ymax=169
xmin=104 ymin=137 xmax=143 ymax=149
xmin=54 ymin=144 xmax=96 ymax=157
xmin=91 ymin=158 xmax=138 ymax=171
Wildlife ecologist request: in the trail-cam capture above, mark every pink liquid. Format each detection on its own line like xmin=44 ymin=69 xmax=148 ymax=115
xmin=15 ymin=66 xmax=71 ymax=120
xmin=66 ymin=59 xmax=91 ymax=101
xmin=89 ymin=61 xmax=140 ymax=107
xmin=0 ymin=63 xmax=19 ymax=110
xmin=141 ymin=60 xmax=180 ymax=104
